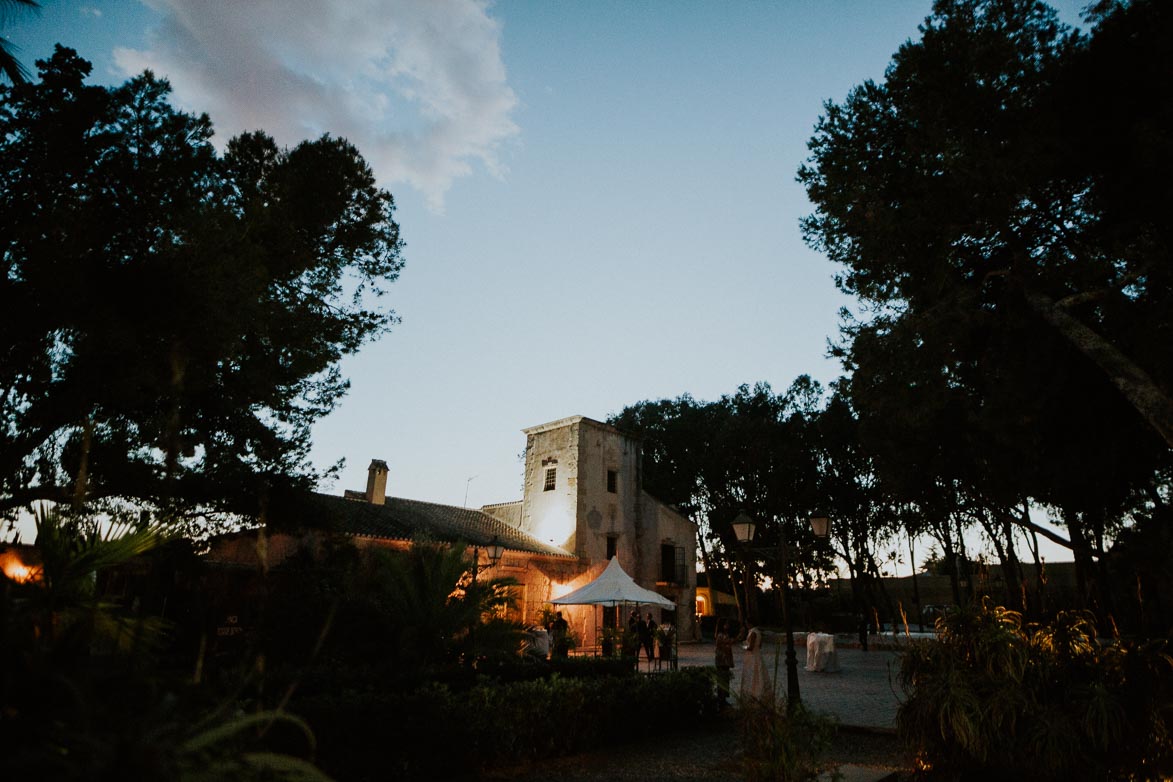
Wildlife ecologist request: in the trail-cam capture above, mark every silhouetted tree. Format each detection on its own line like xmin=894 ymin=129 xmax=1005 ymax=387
xmin=611 ymin=380 xmax=838 ymax=624
xmin=0 ymin=48 xmax=404 ymax=522
xmin=800 ymin=0 xmax=1173 ymax=615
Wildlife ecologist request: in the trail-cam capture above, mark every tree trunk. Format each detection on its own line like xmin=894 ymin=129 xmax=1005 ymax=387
xmin=1089 ymin=511 xmax=1115 ymax=625
xmin=1002 ymin=515 xmax=1024 ymax=609
xmin=1024 ymin=290 xmax=1173 ymax=449
xmin=1066 ymin=512 xmax=1095 ymax=611
xmin=864 ymin=549 xmax=896 ymax=628
xmin=978 ymin=513 xmax=1022 ymax=611
xmin=907 ymin=530 xmax=924 ymax=630
xmin=71 ymin=415 xmax=94 ymax=510
xmin=954 ymin=515 xmax=973 ymax=605
xmin=165 ymin=340 xmax=188 ymax=484
xmin=1024 ymin=521 xmax=1047 ymax=617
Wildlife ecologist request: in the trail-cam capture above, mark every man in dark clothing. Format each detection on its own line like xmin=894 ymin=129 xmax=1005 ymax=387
xmin=625 ymin=609 xmax=641 ymax=659
xmin=550 ymin=611 xmax=570 ymax=658
xmin=641 ymin=612 xmax=657 ymax=663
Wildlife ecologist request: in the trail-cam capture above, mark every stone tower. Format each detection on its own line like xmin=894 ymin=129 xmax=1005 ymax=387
xmin=519 ymin=417 xmax=643 ymax=570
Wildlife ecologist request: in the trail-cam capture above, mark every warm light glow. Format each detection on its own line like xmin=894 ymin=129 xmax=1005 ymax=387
xmin=548 ymin=580 xmax=571 ymax=601
xmin=486 ymin=536 xmax=505 ymax=567
xmin=534 ymin=507 xmax=572 ymax=546
xmin=0 ymin=550 xmax=42 ymax=584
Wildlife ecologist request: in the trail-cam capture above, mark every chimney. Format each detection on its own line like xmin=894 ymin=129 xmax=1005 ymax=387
xmin=366 ymin=459 xmax=388 ymax=505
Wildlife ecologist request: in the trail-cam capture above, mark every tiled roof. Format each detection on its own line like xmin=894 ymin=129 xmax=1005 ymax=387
xmin=309 ymin=492 xmax=572 ymax=558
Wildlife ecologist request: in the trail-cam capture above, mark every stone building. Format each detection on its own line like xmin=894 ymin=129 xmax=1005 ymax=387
xmin=207 ymin=415 xmax=697 ymax=648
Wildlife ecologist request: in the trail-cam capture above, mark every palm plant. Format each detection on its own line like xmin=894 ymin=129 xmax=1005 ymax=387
xmin=25 ymin=503 xmax=169 ymax=652
xmin=897 ymin=598 xmax=1173 ymax=780
xmin=0 ymin=0 xmax=38 ymax=84
xmin=368 ymin=541 xmax=523 ymax=670
xmin=1 ymin=504 xmax=331 ymax=780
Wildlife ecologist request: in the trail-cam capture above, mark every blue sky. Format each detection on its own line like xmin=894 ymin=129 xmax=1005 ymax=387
xmin=9 ymin=1 xmax=1088 ymax=568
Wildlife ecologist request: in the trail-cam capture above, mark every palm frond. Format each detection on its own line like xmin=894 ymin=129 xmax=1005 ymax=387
xmin=0 ymin=0 xmax=39 ymax=84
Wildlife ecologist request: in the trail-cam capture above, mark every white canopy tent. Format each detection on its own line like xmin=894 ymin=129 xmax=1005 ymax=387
xmin=550 ymin=558 xmax=678 ymax=666
xmin=551 ymin=557 xmax=676 ymax=609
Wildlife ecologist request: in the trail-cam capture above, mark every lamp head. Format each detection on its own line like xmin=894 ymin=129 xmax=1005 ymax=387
xmin=731 ymin=512 xmax=756 ymax=543
xmin=486 ymin=535 xmax=505 ymax=567
xmin=809 ymin=512 xmax=830 ymax=539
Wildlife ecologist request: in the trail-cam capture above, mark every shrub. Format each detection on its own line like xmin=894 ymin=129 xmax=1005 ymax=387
xmin=897 ymin=599 xmax=1173 ymax=780
xmin=0 ymin=507 xmax=328 ymax=781
xmin=739 ymin=693 xmax=838 ymax=781
xmin=293 ymin=666 xmax=719 ymax=779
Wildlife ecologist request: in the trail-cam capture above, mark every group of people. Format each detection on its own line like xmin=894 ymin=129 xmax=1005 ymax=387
xmin=714 ymin=619 xmax=772 ymax=706
xmin=628 ymin=609 xmax=667 ymax=663
xmin=545 ymin=609 xmax=673 ymax=663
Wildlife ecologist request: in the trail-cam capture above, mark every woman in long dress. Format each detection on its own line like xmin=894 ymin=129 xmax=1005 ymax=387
xmin=739 ymin=624 xmax=773 ymax=703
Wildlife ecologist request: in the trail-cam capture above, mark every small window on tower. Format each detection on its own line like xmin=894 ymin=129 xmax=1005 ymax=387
xmin=606 ymin=469 xmax=617 ymax=493
xmin=606 ymin=535 xmax=618 ymax=559
xmin=544 ymin=467 xmax=556 ymax=491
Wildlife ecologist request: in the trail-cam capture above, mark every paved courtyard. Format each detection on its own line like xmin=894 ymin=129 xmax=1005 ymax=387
xmin=665 ymin=636 xmax=905 ymax=731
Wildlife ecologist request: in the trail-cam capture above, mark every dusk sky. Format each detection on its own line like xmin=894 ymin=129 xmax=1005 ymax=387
xmin=10 ymin=1 xmax=1088 ymax=567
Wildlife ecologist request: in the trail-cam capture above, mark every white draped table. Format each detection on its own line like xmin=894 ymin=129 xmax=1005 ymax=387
xmin=804 ymin=632 xmax=840 ymax=672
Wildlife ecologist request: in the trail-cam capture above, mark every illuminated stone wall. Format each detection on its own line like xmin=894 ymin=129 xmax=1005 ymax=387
xmin=518 ymin=416 xmax=582 ymax=550
xmin=517 ymin=416 xmax=697 ymax=642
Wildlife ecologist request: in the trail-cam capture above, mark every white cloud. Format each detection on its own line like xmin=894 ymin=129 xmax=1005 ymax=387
xmin=114 ymin=0 xmax=519 ymax=211
xmin=80 ymin=7 xmax=103 ymax=17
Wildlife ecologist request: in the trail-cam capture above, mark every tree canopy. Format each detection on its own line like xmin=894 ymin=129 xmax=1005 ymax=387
xmin=0 ymin=47 xmax=404 ymax=522
xmin=798 ymin=0 xmax=1173 ymax=612
xmin=610 ymin=380 xmax=842 ymax=622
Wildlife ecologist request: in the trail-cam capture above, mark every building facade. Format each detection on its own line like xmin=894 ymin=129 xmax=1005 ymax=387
xmin=489 ymin=416 xmax=697 ymax=642
xmin=207 ymin=415 xmax=698 ymax=649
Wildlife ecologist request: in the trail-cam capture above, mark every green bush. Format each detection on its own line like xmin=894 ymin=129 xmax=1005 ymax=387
xmin=897 ymin=599 xmax=1173 ymax=780
xmin=0 ymin=507 xmax=328 ymax=781
xmin=293 ymin=666 xmax=719 ymax=780
xmin=738 ymin=688 xmax=838 ymax=782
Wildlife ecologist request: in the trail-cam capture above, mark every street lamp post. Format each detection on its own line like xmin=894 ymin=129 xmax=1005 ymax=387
xmin=469 ymin=535 xmax=506 ymax=665
xmin=732 ymin=511 xmax=830 ymax=714
xmin=470 ymin=534 xmax=506 ymax=587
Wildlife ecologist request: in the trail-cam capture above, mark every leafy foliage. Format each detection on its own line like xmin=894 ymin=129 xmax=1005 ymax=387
xmin=0 ymin=505 xmax=326 ymax=780
xmin=612 ymin=380 xmax=910 ymax=626
xmin=261 ymin=537 xmax=524 ymax=679
xmin=0 ymin=0 xmax=38 ymax=84
xmin=294 ymin=666 xmax=718 ymax=780
xmin=799 ymin=0 xmax=1173 ymax=617
xmin=898 ymin=599 xmax=1173 ymax=779
xmin=740 ymin=697 xmax=839 ymax=782
xmin=0 ymin=47 xmax=404 ymax=520
xmin=610 ymin=380 xmax=840 ymax=621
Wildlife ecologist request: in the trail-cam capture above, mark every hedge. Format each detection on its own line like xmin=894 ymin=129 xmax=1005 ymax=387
xmin=292 ymin=666 xmax=719 ymax=780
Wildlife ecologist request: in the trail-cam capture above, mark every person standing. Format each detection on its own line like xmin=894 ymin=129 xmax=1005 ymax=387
xmin=740 ymin=624 xmax=773 ymax=703
xmin=714 ymin=620 xmax=735 ymax=707
xmin=624 ymin=609 xmax=640 ymax=659
xmin=550 ymin=611 xmax=570 ymax=658
xmin=637 ymin=612 xmax=655 ymax=665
